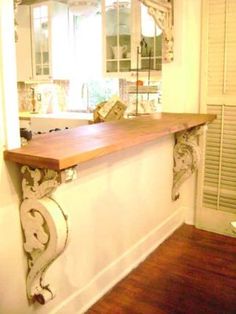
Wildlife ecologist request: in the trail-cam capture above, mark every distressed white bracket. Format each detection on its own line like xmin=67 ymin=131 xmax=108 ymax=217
xmin=231 ymin=222 xmax=236 ymax=234
xmin=172 ymin=126 xmax=202 ymax=201
xmin=20 ymin=165 xmax=77 ymax=304
xmin=140 ymin=0 xmax=174 ymax=62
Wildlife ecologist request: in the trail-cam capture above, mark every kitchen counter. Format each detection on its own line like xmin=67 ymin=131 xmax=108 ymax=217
xmin=5 ymin=112 xmax=215 ymax=170
xmin=19 ymin=111 xmax=93 ymax=120
xmin=19 ymin=111 xmax=93 ymax=133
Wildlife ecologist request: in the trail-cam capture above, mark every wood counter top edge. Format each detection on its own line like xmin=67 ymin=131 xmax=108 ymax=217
xmin=4 ymin=113 xmax=216 ymax=171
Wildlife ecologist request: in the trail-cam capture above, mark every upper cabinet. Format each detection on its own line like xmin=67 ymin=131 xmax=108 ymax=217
xmin=102 ymin=0 xmax=173 ymax=79
xmin=31 ymin=1 xmax=69 ymax=80
xmin=15 ymin=1 xmax=69 ymax=82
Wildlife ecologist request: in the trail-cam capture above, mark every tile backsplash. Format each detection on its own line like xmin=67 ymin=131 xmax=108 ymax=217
xmin=17 ymin=80 xmax=69 ymax=113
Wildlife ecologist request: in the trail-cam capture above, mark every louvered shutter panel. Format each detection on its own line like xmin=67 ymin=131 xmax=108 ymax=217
xmin=208 ymin=0 xmax=225 ymax=96
xmin=208 ymin=0 xmax=236 ymax=96
xmin=203 ymin=105 xmax=236 ymax=213
xmin=225 ymin=0 xmax=236 ymax=93
xmin=202 ymin=0 xmax=236 ymax=214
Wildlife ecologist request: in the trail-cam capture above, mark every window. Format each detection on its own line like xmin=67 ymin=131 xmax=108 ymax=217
xmin=67 ymin=12 xmax=119 ymax=111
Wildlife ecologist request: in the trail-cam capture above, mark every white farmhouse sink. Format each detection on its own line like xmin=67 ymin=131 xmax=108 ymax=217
xmin=21 ymin=111 xmax=93 ymax=133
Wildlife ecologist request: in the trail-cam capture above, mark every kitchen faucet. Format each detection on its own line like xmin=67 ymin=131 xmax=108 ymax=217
xmin=81 ymin=83 xmax=90 ymax=112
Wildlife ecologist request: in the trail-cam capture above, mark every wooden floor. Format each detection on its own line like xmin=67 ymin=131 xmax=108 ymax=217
xmin=87 ymin=224 xmax=236 ymax=314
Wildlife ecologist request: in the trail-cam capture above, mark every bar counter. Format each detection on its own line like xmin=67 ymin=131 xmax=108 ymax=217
xmin=3 ymin=111 xmax=216 ymax=305
xmin=4 ymin=112 xmax=215 ymax=170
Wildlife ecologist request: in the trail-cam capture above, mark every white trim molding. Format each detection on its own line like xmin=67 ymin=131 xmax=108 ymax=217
xmin=20 ymin=165 xmax=77 ymax=304
xmin=172 ymin=126 xmax=202 ymax=201
xmin=140 ymin=0 xmax=174 ymax=62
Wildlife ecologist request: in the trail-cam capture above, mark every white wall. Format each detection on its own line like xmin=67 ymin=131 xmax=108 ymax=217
xmin=162 ymin=0 xmax=201 ymax=114
xmin=0 ymin=0 xmax=202 ymax=313
xmin=162 ymin=0 xmax=202 ymax=225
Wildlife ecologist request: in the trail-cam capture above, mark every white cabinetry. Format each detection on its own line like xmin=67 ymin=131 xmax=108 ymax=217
xmin=102 ymin=0 xmax=162 ymax=79
xmin=31 ymin=1 xmax=69 ymax=81
xmin=15 ymin=1 xmax=69 ymax=82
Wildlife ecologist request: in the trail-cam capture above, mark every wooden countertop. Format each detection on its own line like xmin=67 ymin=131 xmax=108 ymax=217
xmin=4 ymin=113 xmax=216 ymax=170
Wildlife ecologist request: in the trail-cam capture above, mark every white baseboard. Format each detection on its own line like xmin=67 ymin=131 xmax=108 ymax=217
xmin=52 ymin=208 xmax=184 ymax=314
xmin=183 ymin=206 xmax=195 ymax=225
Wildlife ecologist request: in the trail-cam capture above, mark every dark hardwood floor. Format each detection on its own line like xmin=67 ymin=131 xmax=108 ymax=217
xmin=87 ymin=224 xmax=236 ymax=314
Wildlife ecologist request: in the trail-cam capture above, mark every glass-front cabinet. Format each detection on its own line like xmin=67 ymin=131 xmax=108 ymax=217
xmin=102 ymin=0 xmax=162 ymax=78
xmin=32 ymin=5 xmax=50 ymax=77
xmin=31 ymin=1 xmax=69 ymax=80
xmin=104 ymin=0 xmax=132 ymax=74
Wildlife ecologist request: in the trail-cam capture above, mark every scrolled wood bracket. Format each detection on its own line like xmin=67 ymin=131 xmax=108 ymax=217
xmin=140 ymin=0 xmax=174 ymax=62
xmin=20 ymin=165 xmax=77 ymax=304
xmin=172 ymin=126 xmax=203 ymax=201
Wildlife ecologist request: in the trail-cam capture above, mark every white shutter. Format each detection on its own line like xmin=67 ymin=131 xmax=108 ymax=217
xmin=207 ymin=0 xmax=236 ymax=96
xmin=225 ymin=0 xmax=236 ymax=93
xmin=203 ymin=104 xmax=236 ymax=214
xmin=202 ymin=0 xmax=236 ymax=215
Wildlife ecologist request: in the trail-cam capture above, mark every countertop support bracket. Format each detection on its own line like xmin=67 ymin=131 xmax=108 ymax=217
xmin=20 ymin=165 xmax=77 ymax=304
xmin=140 ymin=0 xmax=174 ymax=62
xmin=172 ymin=126 xmax=203 ymax=201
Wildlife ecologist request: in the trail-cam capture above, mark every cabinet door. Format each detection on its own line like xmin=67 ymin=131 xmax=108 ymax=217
xmin=15 ymin=5 xmax=33 ymax=82
xmin=102 ymin=0 xmax=162 ymax=78
xmin=103 ymin=0 xmax=132 ymax=77
xmin=31 ymin=4 xmax=50 ymax=79
xmin=30 ymin=1 xmax=69 ymax=81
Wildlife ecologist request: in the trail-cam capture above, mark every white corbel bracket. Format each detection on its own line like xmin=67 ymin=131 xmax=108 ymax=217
xmin=20 ymin=165 xmax=77 ymax=304
xmin=172 ymin=126 xmax=202 ymax=201
xmin=140 ymin=0 xmax=174 ymax=62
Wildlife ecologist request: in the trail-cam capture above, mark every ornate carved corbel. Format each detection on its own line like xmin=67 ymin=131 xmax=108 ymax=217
xmin=20 ymin=165 xmax=77 ymax=304
xmin=172 ymin=126 xmax=202 ymax=201
xmin=140 ymin=0 xmax=174 ymax=62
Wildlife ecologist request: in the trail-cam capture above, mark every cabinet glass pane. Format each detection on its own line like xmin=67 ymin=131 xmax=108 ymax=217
xmin=43 ymin=66 xmax=49 ymax=75
xmin=141 ymin=58 xmax=154 ymax=70
xmin=41 ymin=18 xmax=48 ymax=53
xmin=34 ymin=18 xmax=41 ymax=55
xmin=107 ymin=61 xmax=117 ymax=72
xmin=119 ymin=60 xmax=130 ymax=72
xmin=32 ymin=5 xmax=49 ymax=77
xmin=36 ymin=65 xmax=42 ymax=75
xmin=43 ymin=52 xmax=48 ymax=64
xmin=156 ymin=58 xmax=162 ymax=71
xmin=105 ymin=0 xmax=131 ymax=73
